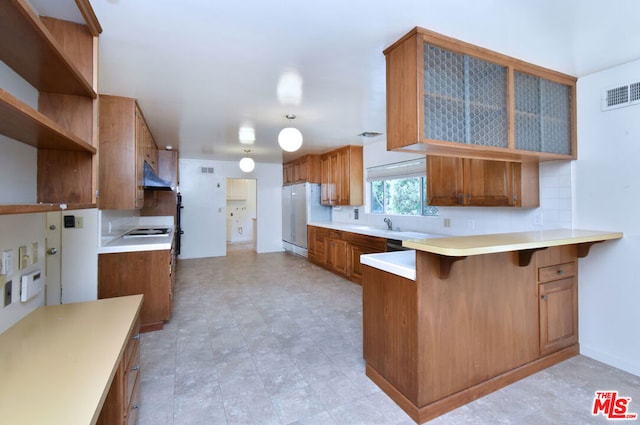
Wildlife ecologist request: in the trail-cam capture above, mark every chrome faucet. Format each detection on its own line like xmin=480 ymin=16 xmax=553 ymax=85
xmin=384 ymin=217 xmax=392 ymax=230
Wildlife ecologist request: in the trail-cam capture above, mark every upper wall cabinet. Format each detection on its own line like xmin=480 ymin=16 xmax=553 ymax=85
xmin=99 ymin=95 xmax=158 ymax=210
xmin=320 ymin=145 xmax=363 ymax=206
xmin=384 ymin=27 xmax=577 ymax=162
xmin=283 ymin=154 xmax=321 ymax=185
xmin=0 ymin=0 xmax=101 ymax=215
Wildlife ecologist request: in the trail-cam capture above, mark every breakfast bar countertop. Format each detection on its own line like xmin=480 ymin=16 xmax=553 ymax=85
xmin=402 ymin=228 xmax=623 ymax=257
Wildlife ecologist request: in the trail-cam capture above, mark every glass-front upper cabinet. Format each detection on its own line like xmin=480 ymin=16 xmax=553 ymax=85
xmin=514 ymin=72 xmax=573 ymax=155
xmin=385 ymin=27 xmax=576 ymax=161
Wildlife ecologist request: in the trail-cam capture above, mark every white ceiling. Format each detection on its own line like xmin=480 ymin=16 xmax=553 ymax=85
xmin=30 ymin=0 xmax=640 ymax=164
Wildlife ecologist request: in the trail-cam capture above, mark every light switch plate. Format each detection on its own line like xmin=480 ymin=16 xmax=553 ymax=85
xmin=1 ymin=249 xmax=14 ymax=275
xmin=18 ymin=246 xmax=28 ymax=270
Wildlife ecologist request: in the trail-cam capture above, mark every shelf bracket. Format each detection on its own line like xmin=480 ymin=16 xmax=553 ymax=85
xmin=439 ymin=255 xmax=467 ymax=279
xmin=576 ymin=241 xmax=602 ymax=258
xmin=517 ymin=247 xmax=547 ymax=267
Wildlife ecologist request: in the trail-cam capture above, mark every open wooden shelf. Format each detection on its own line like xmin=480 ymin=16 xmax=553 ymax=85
xmin=0 ymin=88 xmax=96 ymax=153
xmin=0 ymin=0 xmax=96 ymax=98
xmin=0 ymin=203 xmax=96 ymax=216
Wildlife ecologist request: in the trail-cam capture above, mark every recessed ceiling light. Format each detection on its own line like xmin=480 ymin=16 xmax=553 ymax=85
xmin=165 ymin=145 xmax=173 ymax=150
xmin=358 ymin=132 xmax=382 ymax=138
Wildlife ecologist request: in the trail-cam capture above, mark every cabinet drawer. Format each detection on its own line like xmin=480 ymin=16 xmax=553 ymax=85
xmin=126 ymin=376 xmax=141 ymax=425
xmin=125 ymin=319 xmax=141 ymax=368
xmin=125 ymin=340 xmax=141 ymax=409
xmin=538 ymin=262 xmax=576 ymax=283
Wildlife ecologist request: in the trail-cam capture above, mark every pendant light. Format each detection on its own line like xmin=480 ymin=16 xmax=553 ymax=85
xmin=278 ymin=114 xmax=303 ymax=152
xmin=239 ymin=149 xmax=255 ymax=173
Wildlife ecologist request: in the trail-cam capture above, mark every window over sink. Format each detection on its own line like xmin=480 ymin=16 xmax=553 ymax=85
xmin=367 ymin=158 xmax=436 ymax=216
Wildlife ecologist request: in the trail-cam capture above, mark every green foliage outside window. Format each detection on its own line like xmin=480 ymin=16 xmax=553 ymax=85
xmin=370 ymin=177 xmax=426 ymax=216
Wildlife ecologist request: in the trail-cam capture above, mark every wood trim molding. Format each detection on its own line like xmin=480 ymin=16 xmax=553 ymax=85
xmin=75 ymin=0 xmax=102 ymax=36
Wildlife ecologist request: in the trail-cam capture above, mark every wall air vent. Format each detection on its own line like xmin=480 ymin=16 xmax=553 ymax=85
xmin=602 ymin=81 xmax=640 ymax=111
xmin=200 ymin=167 xmax=214 ymax=174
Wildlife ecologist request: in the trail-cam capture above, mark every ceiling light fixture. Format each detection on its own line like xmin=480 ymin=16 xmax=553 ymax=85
xmin=239 ymin=124 xmax=256 ymax=145
xmin=239 ymin=149 xmax=255 ymax=173
xmin=278 ymin=114 xmax=303 ymax=152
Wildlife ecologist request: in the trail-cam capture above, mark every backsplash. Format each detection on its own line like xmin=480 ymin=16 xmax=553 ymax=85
xmin=332 ymin=158 xmax=572 ymax=236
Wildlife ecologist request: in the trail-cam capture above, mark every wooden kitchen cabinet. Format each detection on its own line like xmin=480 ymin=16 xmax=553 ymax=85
xmin=536 ymin=245 xmax=578 ymax=355
xmin=325 ymin=236 xmax=349 ymax=275
xmin=427 ymin=155 xmax=539 ymax=207
xmin=384 ymin=27 xmax=576 ymax=162
xmin=320 ymin=145 xmax=363 ymax=206
xmin=0 ymin=2 xmax=101 ymax=214
xmin=99 ymin=248 xmax=174 ymax=332
xmin=97 ymin=317 xmax=141 ymax=425
xmin=283 ymin=154 xmax=321 ymax=185
xmin=141 ymin=150 xmax=179 ymax=220
xmin=99 ymin=95 xmax=159 ymax=210
xmin=308 ymin=225 xmax=387 ymax=284
xmin=348 ymin=233 xmax=388 ymax=284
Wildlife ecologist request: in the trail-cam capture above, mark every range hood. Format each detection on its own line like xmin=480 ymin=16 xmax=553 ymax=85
xmin=143 ymin=160 xmax=173 ymax=191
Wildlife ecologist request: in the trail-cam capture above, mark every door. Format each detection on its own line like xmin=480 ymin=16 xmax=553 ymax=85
xmin=45 ymin=209 xmax=98 ymax=305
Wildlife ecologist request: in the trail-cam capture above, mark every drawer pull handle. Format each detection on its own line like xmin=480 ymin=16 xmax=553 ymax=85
xmin=541 ymin=294 xmax=547 ymax=300
xmin=132 ymin=364 xmax=141 ymax=371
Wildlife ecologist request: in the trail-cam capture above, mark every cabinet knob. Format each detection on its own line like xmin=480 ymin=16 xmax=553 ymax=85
xmin=133 ymin=333 xmax=141 ymax=340
xmin=132 ymin=404 xmax=139 ymax=410
xmin=132 ymin=364 xmax=141 ymax=371
xmin=541 ymin=294 xmax=548 ymax=300
xmin=557 ymin=269 xmax=564 ymax=275
xmin=47 ymin=248 xmax=58 ymax=255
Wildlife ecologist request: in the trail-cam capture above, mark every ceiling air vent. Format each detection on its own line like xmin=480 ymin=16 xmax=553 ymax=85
xmin=602 ymin=81 xmax=640 ymax=111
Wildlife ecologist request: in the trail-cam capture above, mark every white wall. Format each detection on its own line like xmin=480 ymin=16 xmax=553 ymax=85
xmin=178 ymin=158 xmax=282 ymax=258
xmin=0 ymin=214 xmax=46 ymax=334
xmin=575 ymin=59 xmax=640 ymax=376
xmin=332 ymin=139 xmax=573 ymax=235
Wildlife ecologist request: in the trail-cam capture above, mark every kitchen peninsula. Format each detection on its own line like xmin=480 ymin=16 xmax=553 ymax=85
xmin=361 ymin=229 xmax=622 ymax=423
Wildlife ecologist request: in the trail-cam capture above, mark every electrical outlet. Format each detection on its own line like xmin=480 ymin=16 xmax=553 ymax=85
xmin=534 ymin=213 xmax=544 ymax=226
xmin=75 ymin=216 xmax=84 ymax=229
xmin=4 ymin=278 xmax=11 ymax=307
xmin=444 ymin=218 xmax=451 ymax=228
xmin=467 ymin=219 xmax=476 ymax=231
xmin=18 ymin=245 xmax=28 ymax=270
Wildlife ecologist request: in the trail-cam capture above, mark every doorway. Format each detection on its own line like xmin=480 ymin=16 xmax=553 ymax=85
xmin=226 ymin=178 xmax=257 ymax=253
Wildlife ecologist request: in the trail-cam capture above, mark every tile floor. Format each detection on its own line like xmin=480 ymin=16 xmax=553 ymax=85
xmin=138 ymin=249 xmax=640 ymax=425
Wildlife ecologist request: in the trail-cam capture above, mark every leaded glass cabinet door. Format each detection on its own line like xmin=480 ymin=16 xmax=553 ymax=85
xmin=423 ymin=43 xmax=508 ymax=148
xmin=514 ymin=72 xmax=572 ymax=155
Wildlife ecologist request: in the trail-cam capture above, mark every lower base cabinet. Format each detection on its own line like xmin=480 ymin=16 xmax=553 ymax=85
xmin=97 ymin=317 xmax=141 ymax=425
xmin=308 ymin=225 xmax=387 ymax=284
xmin=99 ymin=249 xmax=174 ymax=332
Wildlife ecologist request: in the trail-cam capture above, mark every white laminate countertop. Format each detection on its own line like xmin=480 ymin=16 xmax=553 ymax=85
xmin=360 ymin=250 xmax=417 ymax=281
xmin=99 ymin=226 xmax=174 ymax=254
xmin=308 ymin=221 xmax=445 ymax=241
xmin=0 ymin=295 xmax=143 ymax=425
xmin=403 ymin=229 xmax=623 ymax=257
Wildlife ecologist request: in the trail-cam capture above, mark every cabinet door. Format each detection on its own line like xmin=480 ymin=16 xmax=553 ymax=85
xmin=134 ymin=107 xmax=145 ymax=209
xmin=283 ymin=163 xmax=294 ymax=184
xmin=427 ymin=156 xmax=464 ymax=205
xmin=336 ymin=149 xmax=350 ymax=205
xmin=325 ymin=238 xmax=348 ymax=275
xmin=348 ymin=242 xmax=385 ymax=285
xmin=423 ymin=43 xmax=508 ymax=148
xmin=514 ymin=71 xmax=573 ymax=155
xmin=320 ymin=155 xmax=333 ymax=205
xmin=539 ymin=278 xmax=578 ymax=355
xmin=294 ymin=159 xmax=307 ymax=183
xmin=464 ymin=159 xmax=515 ymax=206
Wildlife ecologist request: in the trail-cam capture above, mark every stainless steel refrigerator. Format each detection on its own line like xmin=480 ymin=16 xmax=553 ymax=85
xmin=282 ymin=183 xmax=331 ymax=256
